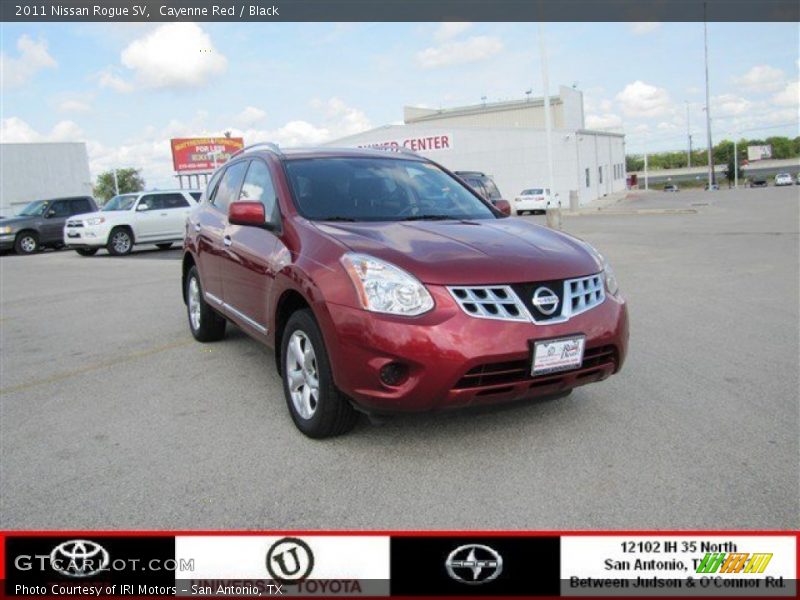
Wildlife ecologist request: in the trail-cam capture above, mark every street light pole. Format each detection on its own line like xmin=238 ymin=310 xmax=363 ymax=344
xmin=685 ymin=101 xmax=692 ymax=168
xmin=539 ymin=23 xmax=557 ymax=217
xmin=703 ymin=15 xmax=715 ymax=188
xmin=112 ymin=168 xmax=119 ymax=196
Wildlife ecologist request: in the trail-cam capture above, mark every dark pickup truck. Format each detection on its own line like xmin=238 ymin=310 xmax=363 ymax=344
xmin=0 ymin=196 xmax=98 ymax=254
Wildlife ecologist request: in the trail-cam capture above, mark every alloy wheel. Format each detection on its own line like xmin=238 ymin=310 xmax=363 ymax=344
xmin=285 ymin=330 xmax=319 ymax=420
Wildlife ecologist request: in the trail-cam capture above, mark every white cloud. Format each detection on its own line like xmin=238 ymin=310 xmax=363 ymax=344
xmin=58 ymin=99 xmax=92 ymax=113
xmin=98 ymin=69 xmax=134 ymax=93
xmin=434 ymin=22 xmax=473 ymax=42
xmin=0 ymin=35 xmax=57 ymax=89
xmin=616 ymin=80 xmax=674 ymax=117
xmin=416 ymin=36 xmax=503 ymax=69
xmin=628 ymin=22 xmax=660 ymax=35
xmin=235 ymin=106 xmax=267 ymax=127
xmin=771 ymin=80 xmax=799 ymax=107
xmin=712 ymin=93 xmax=753 ymax=116
xmin=119 ymin=23 xmax=227 ymax=89
xmin=733 ymin=65 xmax=786 ymax=93
xmin=585 ymin=113 xmax=623 ymax=130
xmin=0 ymin=117 xmax=84 ymax=143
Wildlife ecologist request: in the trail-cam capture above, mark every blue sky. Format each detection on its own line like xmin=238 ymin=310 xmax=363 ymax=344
xmin=1 ymin=21 xmax=798 ymax=187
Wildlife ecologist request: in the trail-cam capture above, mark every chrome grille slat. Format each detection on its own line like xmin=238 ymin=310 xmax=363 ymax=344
xmin=447 ymin=285 xmax=528 ymax=322
xmin=564 ymin=273 xmax=605 ymax=318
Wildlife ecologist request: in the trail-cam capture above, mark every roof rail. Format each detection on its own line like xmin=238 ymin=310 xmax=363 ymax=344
xmin=229 ymin=142 xmax=284 ymax=160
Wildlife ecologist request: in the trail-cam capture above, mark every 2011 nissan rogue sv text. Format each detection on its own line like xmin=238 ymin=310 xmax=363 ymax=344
xmin=183 ymin=144 xmax=629 ymax=438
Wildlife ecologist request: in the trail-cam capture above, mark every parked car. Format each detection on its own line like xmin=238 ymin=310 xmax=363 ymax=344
xmin=514 ymin=188 xmax=551 ymax=214
xmin=0 ymin=196 xmax=97 ymax=255
xmin=64 ymin=190 xmax=199 ymax=256
xmin=663 ymin=184 xmax=680 ymax=192
xmin=774 ymin=173 xmax=793 ymax=186
xmin=704 ymin=183 xmax=720 ymax=191
xmin=182 ymin=144 xmax=629 ymax=438
xmin=453 ymin=171 xmax=503 ymax=206
xmin=750 ymin=178 xmax=768 ymax=188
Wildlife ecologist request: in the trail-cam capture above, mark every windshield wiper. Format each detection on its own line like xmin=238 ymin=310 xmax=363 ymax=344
xmin=400 ymin=214 xmax=457 ymax=221
xmin=316 ymin=216 xmax=357 ymax=222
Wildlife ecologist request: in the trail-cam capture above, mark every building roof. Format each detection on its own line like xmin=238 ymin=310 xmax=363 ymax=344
xmin=404 ymin=95 xmax=564 ymax=124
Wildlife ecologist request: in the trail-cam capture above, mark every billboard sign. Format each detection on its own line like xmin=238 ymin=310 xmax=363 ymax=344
xmin=170 ymin=137 xmax=245 ymax=172
xmin=746 ymin=145 xmax=772 ymax=162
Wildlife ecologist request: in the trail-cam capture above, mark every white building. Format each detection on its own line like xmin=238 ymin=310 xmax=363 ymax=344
xmin=328 ymin=86 xmax=626 ymax=207
xmin=0 ymin=142 xmax=93 ymax=217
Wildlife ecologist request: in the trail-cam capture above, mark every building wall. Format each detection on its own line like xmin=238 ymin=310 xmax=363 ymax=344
xmin=0 ymin=143 xmax=93 ymax=217
xmin=329 ymin=125 xmax=626 ymax=207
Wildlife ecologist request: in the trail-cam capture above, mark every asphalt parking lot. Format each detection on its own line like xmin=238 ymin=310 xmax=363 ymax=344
xmin=1 ymin=185 xmax=798 ymax=530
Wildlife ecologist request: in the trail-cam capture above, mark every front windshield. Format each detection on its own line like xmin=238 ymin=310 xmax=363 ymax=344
xmin=524 ymin=189 xmax=544 ymax=195
xmin=17 ymin=200 xmax=48 ymax=216
xmin=284 ymin=157 xmax=496 ymax=222
xmin=102 ymin=194 xmax=138 ymax=211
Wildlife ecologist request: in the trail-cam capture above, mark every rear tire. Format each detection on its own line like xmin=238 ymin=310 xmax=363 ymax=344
xmin=14 ymin=232 xmax=39 ymax=255
xmin=75 ymin=248 xmax=98 ymax=257
xmin=107 ymin=227 xmax=133 ymax=256
xmin=185 ymin=266 xmax=226 ymax=342
xmin=281 ymin=309 xmax=358 ymax=438
xmin=156 ymin=242 xmax=173 ymax=250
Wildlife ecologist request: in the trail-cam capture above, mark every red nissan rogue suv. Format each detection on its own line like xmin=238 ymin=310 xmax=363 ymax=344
xmin=182 ymin=144 xmax=629 ymax=438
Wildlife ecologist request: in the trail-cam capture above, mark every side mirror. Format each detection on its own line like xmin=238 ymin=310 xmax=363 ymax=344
xmin=229 ymin=201 xmax=266 ymax=227
xmin=45 ymin=209 xmax=57 ymax=218
xmin=136 ymin=203 xmax=149 ymax=212
xmin=494 ymin=199 xmax=511 ymax=217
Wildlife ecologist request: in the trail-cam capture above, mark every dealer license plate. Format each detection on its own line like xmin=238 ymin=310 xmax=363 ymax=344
xmin=531 ymin=335 xmax=585 ymax=375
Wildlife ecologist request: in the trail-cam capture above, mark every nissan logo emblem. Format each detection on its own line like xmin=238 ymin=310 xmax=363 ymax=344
xmin=445 ymin=544 xmax=503 ymax=585
xmin=532 ymin=286 xmax=559 ymax=316
xmin=49 ymin=540 xmax=110 ymax=578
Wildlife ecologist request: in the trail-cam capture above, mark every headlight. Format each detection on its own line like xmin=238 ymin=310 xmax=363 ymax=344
xmin=0 ymin=225 xmax=12 ymax=235
xmin=86 ymin=217 xmax=105 ymax=225
xmin=340 ymin=253 xmax=434 ymax=316
xmin=602 ymin=255 xmax=619 ymax=296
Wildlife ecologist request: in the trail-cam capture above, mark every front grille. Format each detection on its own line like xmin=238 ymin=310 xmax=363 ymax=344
xmin=451 ymin=273 xmax=606 ymax=324
xmin=565 ymin=274 xmax=605 ymax=318
xmin=454 ymin=345 xmax=617 ymax=389
xmin=447 ymin=286 xmax=529 ymax=322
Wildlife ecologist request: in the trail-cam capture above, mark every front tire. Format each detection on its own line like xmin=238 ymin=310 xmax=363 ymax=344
xmin=156 ymin=242 xmax=173 ymax=250
xmin=185 ymin=266 xmax=226 ymax=342
xmin=14 ymin=232 xmax=39 ymax=255
xmin=281 ymin=309 xmax=358 ymax=438
xmin=107 ymin=227 xmax=133 ymax=256
xmin=75 ymin=248 xmax=99 ymax=257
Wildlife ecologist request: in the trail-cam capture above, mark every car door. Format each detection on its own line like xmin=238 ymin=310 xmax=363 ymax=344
xmin=195 ymin=161 xmax=249 ymax=303
xmin=158 ymin=192 xmax=193 ymax=239
xmin=133 ymin=194 xmax=167 ymax=241
xmin=40 ymin=199 xmax=71 ymax=243
xmin=220 ymin=158 xmax=281 ymax=337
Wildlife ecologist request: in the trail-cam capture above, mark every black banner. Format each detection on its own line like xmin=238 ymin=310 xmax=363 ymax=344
xmin=1 ymin=0 xmax=799 ymax=23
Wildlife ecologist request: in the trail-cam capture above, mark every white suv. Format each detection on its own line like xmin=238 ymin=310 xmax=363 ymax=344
xmin=64 ymin=190 xmax=200 ymax=256
xmin=514 ymin=187 xmax=552 ymax=215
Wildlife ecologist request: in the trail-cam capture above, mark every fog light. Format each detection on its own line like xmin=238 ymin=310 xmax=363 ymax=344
xmin=379 ymin=362 xmax=408 ymax=386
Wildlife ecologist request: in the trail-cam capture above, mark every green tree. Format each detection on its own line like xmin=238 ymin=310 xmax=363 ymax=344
xmin=94 ymin=168 xmax=145 ymax=203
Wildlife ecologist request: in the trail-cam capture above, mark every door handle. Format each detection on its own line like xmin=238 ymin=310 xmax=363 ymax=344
xmin=223 ymin=235 xmax=232 ymax=247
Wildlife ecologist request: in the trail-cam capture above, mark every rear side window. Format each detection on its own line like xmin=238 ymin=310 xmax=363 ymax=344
xmin=482 ymin=178 xmax=502 ymax=200
xmin=138 ymin=195 xmax=165 ymax=211
xmin=189 ymin=192 xmax=201 ymax=202
xmin=70 ymin=198 xmax=93 ymax=214
xmin=160 ymin=193 xmax=190 ymax=209
xmin=213 ymin=161 xmax=249 ymax=213
xmin=239 ymin=160 xmax=277 ymax=219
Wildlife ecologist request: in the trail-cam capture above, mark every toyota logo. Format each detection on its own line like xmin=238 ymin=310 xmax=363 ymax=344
xmin=445 ymin=544 xmax=503 ymax=585
xmin=50 ymin=540 xmax=110 ymax=578
xmin=532 ymin=287 xmax=559 ymax=316
xmin=266 ymin=537 xmax=314 ymax=583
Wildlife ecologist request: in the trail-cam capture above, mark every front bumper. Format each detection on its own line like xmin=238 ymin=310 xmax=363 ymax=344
xmin=323 ymin=284 xmax=629 ymax=413
xmin=63 ymin=225 xmax=111 ymax=248
xmin=0 ymin=234 xmax=15 ymax=251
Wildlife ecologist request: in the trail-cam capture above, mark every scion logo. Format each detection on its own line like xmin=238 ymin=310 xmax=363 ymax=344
xmin=50 ymin=540 xmax=110 ymax=578
xmin=266 ymin=537 xmax=314 ymax=583
xmin=532 ymin=287 xmax=559 ymax=316
xmin=445 ymin=544 xmax=503 ymax=585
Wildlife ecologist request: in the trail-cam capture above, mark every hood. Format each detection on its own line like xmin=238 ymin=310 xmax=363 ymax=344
xmin=313 ymin=218 xmax=601 ymax=285
xmin=69 ymin=211 xmax=103 ymax=222
xmin=0 ymin=215 xmax=39 ymax=228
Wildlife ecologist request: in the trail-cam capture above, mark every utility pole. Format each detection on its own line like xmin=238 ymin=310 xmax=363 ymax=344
xmin=685 ymin=101 xmax=692 ymax=168
xmin=539 ymin=23 xmax=557 ymax=218
xmin=112 ymin=168 xmax=119 ymax=196
xmin=703 ymin=11 xmax=715 ymax=188
xmin=733 ymin=137 xmax=738 ymax=188
xmin=643 ymin=135 xmax=649 ymax=191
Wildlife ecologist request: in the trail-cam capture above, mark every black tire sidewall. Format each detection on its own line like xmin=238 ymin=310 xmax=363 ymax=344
xmin=76 ymin=248 xmax=98 ymax=256
xmin=185 ymin=266 xmax=225 ymax=342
